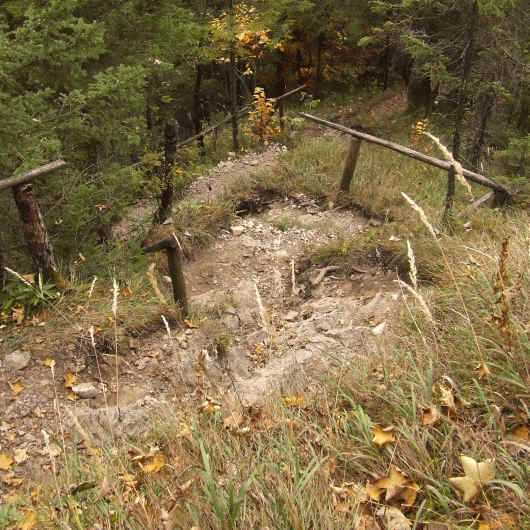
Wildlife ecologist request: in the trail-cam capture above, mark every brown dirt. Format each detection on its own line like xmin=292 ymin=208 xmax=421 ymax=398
xmin=0 ymin=94 xmax=406 ymax=483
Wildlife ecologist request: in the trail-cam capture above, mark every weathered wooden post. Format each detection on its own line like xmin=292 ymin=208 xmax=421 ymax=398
xmin=142 ymin=233 xmax=189 ymax=316
xmin=0 ymin=160 xmax=66 ymax=284
xmin=442 ymin=166 xmax=456 ymax=225
xmin=339 ymin=137 xmax=362 ymax=194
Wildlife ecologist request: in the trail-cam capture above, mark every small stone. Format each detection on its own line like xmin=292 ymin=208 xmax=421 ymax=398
xmin=4 ymin=350 xmax=31 ymax=371
xmin=230 ymin=225 xmax=245 ymax=236
xmin=284 ymin=311 xmax=299 ymax=322
xmin=371 ymin=322 xmax=387 ymax=336
xmin=72 ymin=382 xmax=99 ymax=399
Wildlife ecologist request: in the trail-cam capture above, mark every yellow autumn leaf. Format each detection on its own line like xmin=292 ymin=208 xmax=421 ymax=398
xmin=365 ymin=481 xmax=384 ymax=501
xmin=284 ymin=395 xmax=306 ymax=408
xmin=19 ymin=510 xmax=38 ymax=530
xmin=64 ymin=372 xmax=77 ymax=389
xmin=43 ymin=358 xmax=56 ymax=368
xmin=139 ymin=453 xmax=165 ymax=474
xmin=0 ymin=453 xmax=14 ymax=470
xmin=184 ymin=318 xmax=199 ymax=329
xmin=9 ymin=380 xmax=24 ymax=394
xmin=371 ymin=425 xmax=396 ymax=446
xmin=421 ymin=405 xmax=441 ymax=426
xmin=449 ymin=455 xmax=495 ymax=502
xmin=475 ymin=362 xmax=491 ymax=379
xmin=372 ymin=467 xmax=411 ymax=502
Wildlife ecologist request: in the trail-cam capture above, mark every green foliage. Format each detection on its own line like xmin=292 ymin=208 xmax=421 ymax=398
xmin=0 ymin=277 xmax=59 ymax=314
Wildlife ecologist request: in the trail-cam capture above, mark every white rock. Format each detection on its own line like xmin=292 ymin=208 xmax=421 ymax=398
xmin=72 ymin=382 xmax=99 ymax=399
xmin=4 ymin=350 xmax=31 ymax=370
xmin=230 ymin=225 xmax=245 ymax=236
xmin=371 ymin=321 xmax=387 ymax=336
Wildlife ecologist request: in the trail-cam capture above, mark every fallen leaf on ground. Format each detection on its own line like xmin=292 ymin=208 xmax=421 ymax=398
xmin=184 ymin=318 xmax=199 ymax=329
xmin=139 ymin=453 xmax=166 ymax=474
xmin=373 ymin=467 xmax=409 ymax=502
xmin=8 ymin=380 xmax=24 ymax=394
xmin=19 ymin=510 xmax=38 ymax=529
xmin=449 ymin=455 xmax=495 ymax=502
xmin=284 ymin=395 xmax=306 ymax=408
xmin=371 ymin=425 xmax=396 ymax=446
xmin=200 ymin=399 xmax=221 ymax=415
xmin=420 ymin=405 xmax=441 ymax=426
xmin=475 ymin=362 xmax=491 ymax=379
xmin=64 ymin=372 xmax=77 ymax=389
xmin=42 ymin=358 xmax=56 ymax=368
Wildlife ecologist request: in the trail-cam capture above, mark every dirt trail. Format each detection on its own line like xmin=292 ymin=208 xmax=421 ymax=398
xmin=1 ymin=94 xmax=406 ymax=471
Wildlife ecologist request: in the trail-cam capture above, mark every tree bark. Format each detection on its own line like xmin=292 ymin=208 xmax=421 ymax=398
xmin=156 ymin=119 xmax=178 ymax=224
xmin=229 ymin=47 xmax=239 ymax=152
xmin=12 ymin=182 xmax=58 ymax=282
xmin=315 ymin=32 xmax=325 ymax=97
xmin=192 ymin=63 xmax=206 ymax=156
xmin=452 ymin=0 xmax=479 ymax=161
xmin=471 ymin=89 xmax=495 ymax=170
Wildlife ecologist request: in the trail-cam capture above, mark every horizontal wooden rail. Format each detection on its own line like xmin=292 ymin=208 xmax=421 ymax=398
xmin=0 ymin=160 xmax=66 ymax=191
xmin=299 ymin=113 xmax=512 ymax=195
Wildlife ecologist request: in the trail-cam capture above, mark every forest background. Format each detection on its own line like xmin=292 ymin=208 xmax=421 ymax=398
xmin=0 ymin=0 xmax=528 ymax=292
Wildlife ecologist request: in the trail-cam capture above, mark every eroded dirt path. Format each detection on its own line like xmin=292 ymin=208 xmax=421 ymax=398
xmin=1 ymin=94 xmax=407 ymax=476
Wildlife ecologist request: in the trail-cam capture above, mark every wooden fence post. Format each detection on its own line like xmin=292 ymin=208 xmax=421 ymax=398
xmin=142 ymin=234 xmax=189 ymax=316
xmin=166 ymin=241 xmax=188 ymax=316
xmin=339 ymin=137 xmax=362 ymax=194
xmin=11 ymin=182 xmax=60 ymax=284
xmin=442 ymin=166 xmax=456 ymax=225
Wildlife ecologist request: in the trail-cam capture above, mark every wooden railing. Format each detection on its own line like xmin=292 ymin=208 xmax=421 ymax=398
xmin=299 ymin=112 xmax=514 ymax=220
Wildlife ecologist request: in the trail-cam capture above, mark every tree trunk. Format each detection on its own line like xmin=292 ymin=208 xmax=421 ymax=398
xmin=12 ymin=182 xmax=58 ymax=282
xmin=192 ymin=63 xmax=206 ymax=156
xmin=452 ymin=0 xmax=479 ymax=161
xmin=276 ymin=52 xmax=286 ymax=131
xmin=382 ymin=35 xmax=391 ymax=90
xmin=315 ymin=32 xmax=325 ymax=97
xmin=156 ymin=119 xmax=178 ymax=224
xmin=471 ymin=89 xmax=495 ymax=169
xmin=229 ymin=47 xmax=239 ymax=152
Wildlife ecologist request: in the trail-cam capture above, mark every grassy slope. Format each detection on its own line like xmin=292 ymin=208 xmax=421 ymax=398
xmin=1 ymin=91 xmax=529 ymax=529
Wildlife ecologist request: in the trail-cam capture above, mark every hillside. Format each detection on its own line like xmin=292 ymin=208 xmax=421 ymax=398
xmin=1 ymin=89 xmax=528 ymax=529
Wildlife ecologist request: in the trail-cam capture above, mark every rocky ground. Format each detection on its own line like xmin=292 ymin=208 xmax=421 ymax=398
xmin=0 ymin=94 xmax=406 ymax=484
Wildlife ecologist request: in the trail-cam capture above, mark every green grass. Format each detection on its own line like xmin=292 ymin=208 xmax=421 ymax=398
xmin=2 ymin=93 xmax=528 ymax=529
